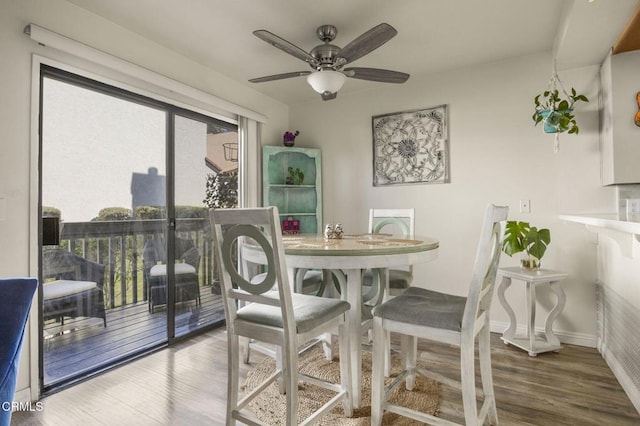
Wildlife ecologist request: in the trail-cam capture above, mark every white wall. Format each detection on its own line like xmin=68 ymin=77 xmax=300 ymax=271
xmin=289 ymin=52 xmax=616 ymax=344
xmin=1 ymin=0 xmax=289 ymax=399
xmin=0 ymin=0 xmax=623 ymax=403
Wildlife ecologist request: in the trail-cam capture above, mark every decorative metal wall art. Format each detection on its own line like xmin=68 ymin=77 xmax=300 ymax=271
xmin=372 ymin=105 xmax=449 ymax=186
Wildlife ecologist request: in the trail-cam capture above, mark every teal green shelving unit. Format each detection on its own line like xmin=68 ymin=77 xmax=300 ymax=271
xmin=262 ymin=146 xmax=322 ymax=234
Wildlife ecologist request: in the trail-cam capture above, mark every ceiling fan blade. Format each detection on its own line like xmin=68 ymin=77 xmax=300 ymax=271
xmin=253 ymin=30 xmax=317 ymax=64
xmin=337 ymin=23 xmax=397 ymax=64
xmin=344 ymin=67 xmax=409 ymax=83
xmin=249 ymin=71 xmax=312 ymax=83
xmin=321 ymin=92 xmax=337 ymax=101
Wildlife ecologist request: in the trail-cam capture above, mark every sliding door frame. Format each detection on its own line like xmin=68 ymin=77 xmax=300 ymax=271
xmin=34 ymin=58 xmax=242 ymax=394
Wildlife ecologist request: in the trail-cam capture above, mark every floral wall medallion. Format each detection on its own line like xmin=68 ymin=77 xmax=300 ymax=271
xmin=372 ymin=105 xmax=449 ymax=186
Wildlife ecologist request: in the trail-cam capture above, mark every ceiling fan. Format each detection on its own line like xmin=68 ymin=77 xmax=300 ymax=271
xmin=249 ymin=23 xmax=410 ymax=101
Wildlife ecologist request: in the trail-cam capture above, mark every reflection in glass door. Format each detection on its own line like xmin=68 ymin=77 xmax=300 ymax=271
xmin=40 ymin=70 xmax=169 ymax=388
xmin=173 ymin=114 xmax=237 ymax=337
xmin=39 ymin=66 xmax=234 ymax=389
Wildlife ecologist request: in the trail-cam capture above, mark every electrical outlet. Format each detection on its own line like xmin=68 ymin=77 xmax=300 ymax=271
xmin=519 ymin=199 xmax=531 ymax=213
xmin=626 ymin=199 xmax=640 ymax=222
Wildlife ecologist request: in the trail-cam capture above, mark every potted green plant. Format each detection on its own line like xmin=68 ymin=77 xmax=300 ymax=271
xmin=286 ymin=166 xmax=304 ymax=185
xmin=532 ymin=74 xmax=588 ymax=135
xmin=502 ymin=221 xmax=551 ymax=270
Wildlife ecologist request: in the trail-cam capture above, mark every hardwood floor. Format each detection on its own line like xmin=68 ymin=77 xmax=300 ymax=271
xmin=12 ymin=329 xmax=640 ymax=425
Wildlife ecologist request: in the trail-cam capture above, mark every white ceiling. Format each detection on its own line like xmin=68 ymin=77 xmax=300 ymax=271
xmin=64 ymin=0 xmax=639 ymax=105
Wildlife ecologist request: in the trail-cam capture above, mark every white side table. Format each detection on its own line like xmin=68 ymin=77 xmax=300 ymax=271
xmin=497 ymin=266 xmax=568 ymax=357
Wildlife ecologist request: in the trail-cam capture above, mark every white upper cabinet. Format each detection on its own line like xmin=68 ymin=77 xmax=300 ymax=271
xmin=600 ymin=50 xmax=640 ymax=185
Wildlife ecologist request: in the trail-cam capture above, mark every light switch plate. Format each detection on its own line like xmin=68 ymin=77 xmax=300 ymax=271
xmin=626 ymin=199 xmax=640 ymax=222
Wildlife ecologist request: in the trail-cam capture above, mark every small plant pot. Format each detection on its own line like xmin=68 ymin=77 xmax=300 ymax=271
xmin=521 ymin=257 xmax=540 ymax=270
xmin=539 ymin=110 xmax=559 ymax=133
xmin=538 ymin=109 xmax=573 ymax=134
xmin=285 ymin=176 xmax=294 ymax=185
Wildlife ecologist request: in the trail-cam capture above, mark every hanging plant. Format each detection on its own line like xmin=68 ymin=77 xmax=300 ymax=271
xmin=532 ymin=72 xmax=588 ymax=151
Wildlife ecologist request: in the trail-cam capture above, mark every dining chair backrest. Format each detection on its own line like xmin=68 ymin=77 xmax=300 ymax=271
xmin=209 ymin=206 xmax=296 ymax=343
xmin=463 ymin=204 xmax=509 ymax=335
xmin=368 ymin=208 xmax=415 ymax=238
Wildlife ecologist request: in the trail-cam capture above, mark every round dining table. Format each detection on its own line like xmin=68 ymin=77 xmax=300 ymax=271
xmin=242 ymin=232 xmax=439 ymax=408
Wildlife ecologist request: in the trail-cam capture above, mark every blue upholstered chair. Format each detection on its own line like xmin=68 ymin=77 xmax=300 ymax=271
xmin=0 ymin=278 xmax=38 ymax=426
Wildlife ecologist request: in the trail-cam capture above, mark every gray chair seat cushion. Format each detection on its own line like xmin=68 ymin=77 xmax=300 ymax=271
xmin=372 ymin=286 xmax=466 ymax=332
xmin=237 ymin=292 xmax=350 ymax=334
xmin=363 ymin=268 xmax=412 ymax=289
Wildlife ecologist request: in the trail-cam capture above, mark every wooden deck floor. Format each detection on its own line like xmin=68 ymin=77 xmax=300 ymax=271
xmin=43 ymin=290 xmax=225 ymax=387
xmin=17 ymin=328 xmax=640 ymax=425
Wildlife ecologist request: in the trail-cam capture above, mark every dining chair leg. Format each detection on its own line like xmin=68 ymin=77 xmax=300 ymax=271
xmin=276 ymin=345 xmax=286 ymax=394
xmin=227 ymin=334 xmax=240 ymax=426
xmin=384 ymin=329 xmax=392 ymax=377
xmin=338 ymin=322 xmax=353 ymax=416
xmin=371 ymin=317 xmax=385 ymax=426
xmin=479 ymin=322 xmax=499 ymax=425
xmin=401 ymin=334 xmax=417 ymax=390
xmin=320 ymin=332 xmax=332 ymax=360
xmin=461 ymin=338 xmax=479 ymax=426
xmin=284 ymin=341 xmax=299 ymax=426
xmin=241 ymin=337 xmax=250 ymax=364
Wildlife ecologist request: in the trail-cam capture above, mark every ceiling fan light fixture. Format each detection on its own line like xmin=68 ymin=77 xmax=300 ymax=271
xmin=306 ymin=70 xmax=346 ymax=94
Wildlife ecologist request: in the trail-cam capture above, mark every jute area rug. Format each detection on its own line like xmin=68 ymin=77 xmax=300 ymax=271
xmin=243 ymin=345 xmax=439 ymax=425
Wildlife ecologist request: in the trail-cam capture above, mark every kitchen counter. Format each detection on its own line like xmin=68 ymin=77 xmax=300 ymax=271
xmin=560 ymin=213 xmax=640 ymax=257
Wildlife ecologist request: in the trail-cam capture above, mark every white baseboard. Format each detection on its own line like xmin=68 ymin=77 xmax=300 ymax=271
xmin=490 ymin=320 xmax=597 ymax=348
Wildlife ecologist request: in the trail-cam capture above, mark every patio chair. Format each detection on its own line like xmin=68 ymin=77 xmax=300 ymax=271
xmin=210 ymin=206 xmax=352 ymax=425
xmin=143 ymin=235 xmax=201 ymax=313
xmin=0 ymin=278 xmax=38 ymax=426
xmin=42 ymin=248 xmax=107 ymax=329
xmin=371 ymin=204 xmax=508 ymax=425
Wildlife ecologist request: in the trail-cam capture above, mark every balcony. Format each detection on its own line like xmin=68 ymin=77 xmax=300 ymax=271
xmin=43 ymin=217 xmax=225 ymax=387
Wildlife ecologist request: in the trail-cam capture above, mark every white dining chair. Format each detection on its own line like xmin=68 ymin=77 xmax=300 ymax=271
xmin=363 ymin=208 xmax=416 ymax=295
xmin=361 ymin=208 xmax=416 ymax=372
xmin=210 ymin=206 xmax=352 ymax=425
xmin=371 ymin=204 xmax=508 ymax=425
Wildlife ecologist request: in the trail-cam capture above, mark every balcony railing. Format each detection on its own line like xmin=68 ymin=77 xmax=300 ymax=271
xmin=57 ymin=218 xmax=214 ymax=308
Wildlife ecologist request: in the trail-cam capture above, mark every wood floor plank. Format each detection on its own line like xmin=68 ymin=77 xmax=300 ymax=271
xmin=12 ymin=328 xmax=640 ymax=425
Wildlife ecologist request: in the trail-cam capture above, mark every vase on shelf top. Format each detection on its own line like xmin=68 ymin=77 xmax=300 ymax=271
xmin=283 ymin=130 xmax=300 ymax=147
xmin=520 ymin=256 xmax=540 ymax=271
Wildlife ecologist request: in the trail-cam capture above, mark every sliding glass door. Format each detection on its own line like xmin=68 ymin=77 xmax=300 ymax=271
xmin=39 ymin=65 xmax=234 ymax=389
xmin=172 ymin=114 xmax=237 ymax=337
